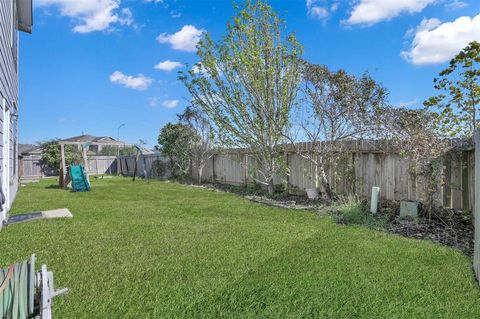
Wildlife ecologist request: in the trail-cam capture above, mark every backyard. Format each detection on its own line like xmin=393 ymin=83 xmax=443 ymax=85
xmin=0 ymin=178 xmax=479 ymax=318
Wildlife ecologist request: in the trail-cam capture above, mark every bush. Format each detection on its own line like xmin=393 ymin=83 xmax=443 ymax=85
xmin=41 ymin=139 xmax=81 ymax=169
xmin=151 ymin=159 xmax=169 ymax=178
xmin=331 ymin=195 xmax=386 ymax=229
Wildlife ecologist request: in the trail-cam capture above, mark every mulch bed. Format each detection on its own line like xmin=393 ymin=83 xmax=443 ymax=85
xmin=200 ymin=182 xmax=327 ymax=207
xmin=388 ymin=218 xmax=474 ymax=256
xmin=374 ymin=200 xmax=474 ymax=256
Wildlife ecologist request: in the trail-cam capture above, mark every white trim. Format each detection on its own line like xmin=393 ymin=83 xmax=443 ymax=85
xmin=2 ymin=99 xmax=10 ymax=216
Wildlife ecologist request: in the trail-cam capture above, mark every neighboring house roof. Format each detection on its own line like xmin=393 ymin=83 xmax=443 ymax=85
xmin=19 ymin=144 xmax=42 ymax=155
xmin=140 ymin=148 xmax=157 ymax=155
xmin=60 ymin=134 xmax=127 ymax=146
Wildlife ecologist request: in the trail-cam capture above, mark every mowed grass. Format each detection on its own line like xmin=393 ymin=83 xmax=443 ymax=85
xmin=1 ymin=178 xmax=480 ymax=318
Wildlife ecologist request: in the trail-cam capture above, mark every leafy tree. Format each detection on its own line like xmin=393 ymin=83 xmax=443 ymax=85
xmin=158 ymin=123 xmax=198 ymax=180
xmin=41 ymin=139 xmax=81 ymax=169
xmin=424 ymin=41 xmax=480 ymax=141
xmin=180 ymin=0 xmax=302 ymax=194
xmin=289 ymin=62 xmax=388 ymax=202
xmin=178 ymin=106 xmax=215 ymax=184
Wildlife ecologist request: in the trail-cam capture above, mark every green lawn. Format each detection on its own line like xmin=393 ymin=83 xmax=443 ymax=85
xmin=1 ymin=178 xmax=480 ymax=318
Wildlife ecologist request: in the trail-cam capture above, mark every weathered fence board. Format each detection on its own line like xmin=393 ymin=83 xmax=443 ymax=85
xmin=192 ymin=148 xmax=475 ymax=211
xmin=19 ymin=155 xmax=117 ymax=180
xmin=474 ymin=130 xmax=480 ymax=281
xmin=117 ymin=153 xmax=171 ymax=179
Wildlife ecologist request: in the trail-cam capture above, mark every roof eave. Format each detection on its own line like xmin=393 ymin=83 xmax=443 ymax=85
xmin=17 ymin=0 xmax=33 ymax=34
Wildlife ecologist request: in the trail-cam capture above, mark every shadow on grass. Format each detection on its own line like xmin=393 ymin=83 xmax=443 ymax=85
xmin=44 ymin=184 xmax=62 ymax=189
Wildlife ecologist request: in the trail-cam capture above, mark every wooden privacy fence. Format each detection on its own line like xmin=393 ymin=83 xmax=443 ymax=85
xmin=19 ymin=155 xmax=57 ymax=179
xmin=117 ymin=153 xmax=171 ymax=179
xmin=86 ymin=156 xmax=118 ymax=175
xmin=19 ymin=155 xmax=118 ymax=180
xmin=474 ymin=130 xmax=480 ymax=282
xmin=192 ymin=147 xmax=475 ymax=211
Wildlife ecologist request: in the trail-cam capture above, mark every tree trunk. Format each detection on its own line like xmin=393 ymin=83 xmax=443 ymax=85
xmin=267 ymin=178 xmax=275 ymax=195
xmin=198 ymin=165 xmax=203 ymax=185
xmin=318 ymin=158 xmax=333 ymax=202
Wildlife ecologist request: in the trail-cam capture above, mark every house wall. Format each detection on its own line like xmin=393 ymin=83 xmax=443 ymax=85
xmin=0 ymin=1 xmax=20 ymax=226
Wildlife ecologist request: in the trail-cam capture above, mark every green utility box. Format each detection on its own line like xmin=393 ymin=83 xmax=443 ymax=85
xmin=400 ymin=201 xmax=419 ymax=219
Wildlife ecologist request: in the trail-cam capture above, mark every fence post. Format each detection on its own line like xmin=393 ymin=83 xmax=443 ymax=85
xmin=474 ymin=130 xmax=480 ymax=281
xmin=244 ymin=154 xmax=248 ymax=186
xmin=285 ymin=152 xmax=290 ymax=192
xmin=60 ymin=144 xmax=67 ymax=189
xmin=212 ymin=154 xmax=216 ymax=183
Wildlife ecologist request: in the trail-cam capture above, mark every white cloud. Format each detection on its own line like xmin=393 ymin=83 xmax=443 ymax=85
xmin=346 ymin=0 xmax=436 ymax=26
xmin=109 ymin=71 xmax=153 ymax=90
xmin=35 ymin=0 xmax=133 ymax=33
xmin=398 ymin=98 xmax=418 ymax=107
xmin=170 ymin=10 xmax=182 ymax=18
xmin=331 ymin=2 xmax=339 ymax=12
xmin=404 ymin=17 xmax=441 ymax=37
xmin=154 ymin=60 xmax=183 ymax=71
xmin=147 ymin=97 xmax=160 ymax=107
xmin=157 ymin=25 xmax=204 ymax=52
xmin=402 ymin=14 xmax=480 ymax=65
xmin=310 ymin=6 xmax=329 ymax=19
xmin=445 ymin=0 xmax=468 ymax=9
xmin=306 ymin=0 xmax=338 ymax=20
xmin=192 ymin=63 xmax=207 ymax=75
xmin=162 ymin=100 xmax=180 ymax=108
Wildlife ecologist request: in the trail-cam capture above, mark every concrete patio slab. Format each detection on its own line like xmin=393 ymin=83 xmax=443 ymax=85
xmin=42 ymin=208 xmax=73 ymax=219
xmin=8 ymin=208 xmax=73 ymax=224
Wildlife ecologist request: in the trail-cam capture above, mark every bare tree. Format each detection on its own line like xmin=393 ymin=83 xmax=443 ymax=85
xmin=386 ymin=108 xmax=450 ymax=216
xmin=178 ymin=106 xmax=215 ymax=184
xmin=288 ymin=62 xmax=388 ymax=202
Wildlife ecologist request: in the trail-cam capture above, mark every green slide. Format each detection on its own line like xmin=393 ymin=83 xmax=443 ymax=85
xmin=69 ymin=165 xmax=91 ymax=192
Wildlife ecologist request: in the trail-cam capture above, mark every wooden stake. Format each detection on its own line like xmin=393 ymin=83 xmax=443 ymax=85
xmin=133 ymin=149 xmax=140 ymax=181
xmin=82 ymin=145 xmax=88 ymax=173
xmin=60 ymin=144 xmax=66 ymax=189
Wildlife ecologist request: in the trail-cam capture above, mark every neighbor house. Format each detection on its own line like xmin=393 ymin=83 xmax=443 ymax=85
xmin=59 ymin=134 xmax=129 ymax=154
xmin=19 ymin=135 xmax=130 ymax=157
xmin=0 ymin=1 xmax=32 ymax=227
xmin=19 ymin=143 xmax=41 ymax=156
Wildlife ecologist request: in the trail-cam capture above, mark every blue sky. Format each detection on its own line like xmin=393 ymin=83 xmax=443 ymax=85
xmin=19 ymin=0 xmax=480 ymax=147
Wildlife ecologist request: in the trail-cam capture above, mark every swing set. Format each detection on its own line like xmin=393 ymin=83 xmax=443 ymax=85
xmin=58 ymin=139 xmax=125 ymax=190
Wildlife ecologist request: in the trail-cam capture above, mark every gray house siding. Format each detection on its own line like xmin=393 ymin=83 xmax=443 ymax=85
xmin=0 ymin=0 xmax=20 ymax=227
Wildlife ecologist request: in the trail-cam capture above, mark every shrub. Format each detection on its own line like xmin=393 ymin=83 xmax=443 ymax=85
xmin=331 ymin=195 xmax=386 ymax=229
xmin=41 ymin=139 xmax=81 ymax=169
xmin=151 ymin=159 xmax=168 ymax=178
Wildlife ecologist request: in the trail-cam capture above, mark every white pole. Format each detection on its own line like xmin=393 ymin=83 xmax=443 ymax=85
xmin=370 ymin=186 xmax=380 ymax=214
